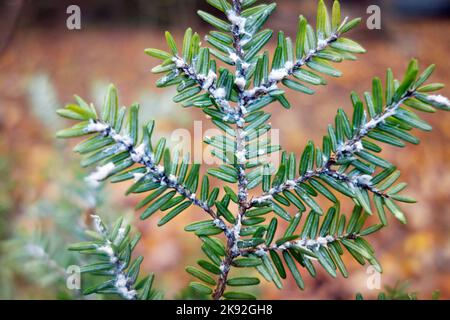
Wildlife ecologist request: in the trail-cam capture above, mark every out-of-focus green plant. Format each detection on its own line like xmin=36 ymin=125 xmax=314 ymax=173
xmin=0 ymin=172 xmax=88 ymax=299
xmin=57 ymin=0 xmax=449 ymax=300
xmin=0 ymin=154 xmax=140 ymax=299
xmin=0 ymin=164 xmax=120 ymax=299
xmin=0 ymin=73 xmax=139 ymax=299
xmin=27 ymin=73 xmax=62 ymax=132
xmin=356 ymin=281 xmax=441 ymax=300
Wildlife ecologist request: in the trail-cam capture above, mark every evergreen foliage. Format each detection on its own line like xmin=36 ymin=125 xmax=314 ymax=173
xmin=69 ymin=215 xmax=160 ymax=300
xmin=57 ymin=0 xmax=449 ymax=299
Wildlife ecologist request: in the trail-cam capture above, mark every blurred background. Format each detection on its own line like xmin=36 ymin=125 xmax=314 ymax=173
xmin=0 ymin=0 xmax=449 ymax=299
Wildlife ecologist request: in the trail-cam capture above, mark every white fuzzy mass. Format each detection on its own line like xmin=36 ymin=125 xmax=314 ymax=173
xmin=115 ymin=274 xmax=136 ymax=300
xmin=227 ymin=10 xmax=246 ymax=34
xmin=229 ymin=52 xmax=239 ymax=63
xmin=85 ymin=162 xmax=115 ymax=187
xmin=427 ymin=94 xmax=450 ymax=107
xmin=97 ymin=244 xmax=117 ymax=263
xmin=168 ymin=174 xmax=178 ymax=184
xmin=268 ymin=61 xmax=293 ymax=82
xmin=91 ymin=214 xmax=105 ymax=234
xmin=214 ymin=87 xmax=227 ymax=99
xmin=235 ymin=76 xmax=246 ymax=90
xmin=131 ymin=143 xmax=147 ymax=163
xmin=86 ymin=120 xmax=109 ymax=133
xmin=201 ymin=70 xmax=217 ymax=90
xmin=356 ymin=174 xmax=373 ymax=186
xmin=235 ymin=150 xmax=246 ymax=163
xmin=173 ymin=57 xmax=185 ymax=68
xmin=132 ymin=172 xmax=145 ymax=182
xmin=269 ymin=68 xmax=288 ymax=82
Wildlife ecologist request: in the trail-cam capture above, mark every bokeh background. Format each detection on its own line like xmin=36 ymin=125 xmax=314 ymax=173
xmin=0 ymin=0 xmax=449 ymax=299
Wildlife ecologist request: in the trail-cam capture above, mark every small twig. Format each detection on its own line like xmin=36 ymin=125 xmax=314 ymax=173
xmin=173 ymin=56 xmax=238 ymax=117
xmin=239 ymin=232 xmax=359 ymax=256
xmin=242 ymin=31 xmax=340 ymax=107
xmin=85 ymin=120 xmax=222 ymax=222
xmin=250 ymin=91 xmax=415 ymax=206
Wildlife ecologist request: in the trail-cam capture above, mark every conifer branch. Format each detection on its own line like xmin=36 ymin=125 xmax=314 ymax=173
xmin=86 ymin=119 xmax=220 ymax=220
xmin=212 ymin=0 xmax=249 ymax=300
xmin=58 ymin=0 xmax=450 ymax=300
xmin=171 ymin=56 xmax=237 ymax=116
xmin=242 ymin=26 xmax=341 ymax=106
xmin=251 ymin=79 xmax=421 ymax=207
xmin=82 ymin=118 xmax=221 ymax=222
xmin=69 ymin=215 xmax=159 ymax=300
